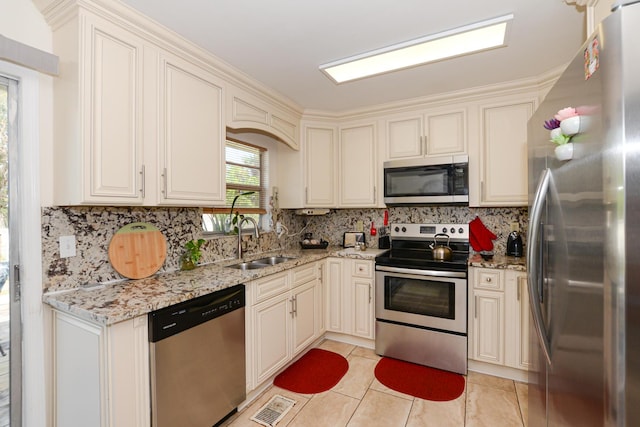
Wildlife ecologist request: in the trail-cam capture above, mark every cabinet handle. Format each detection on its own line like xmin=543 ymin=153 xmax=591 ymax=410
xmin=162 ymin=168 xmax=167 ymax=196
xmin=140 ymin=165 xmax=146 ymax=198
xmin=481 ymin=181 xmax=485 ymax=200
xmin=318 ymin=265 xmax=323 ymax=283
xmin=474 ymin=295 xmax=478 ymax=319
xmin=373 ymin=186 xmax=376 ymax=202
xmin=369 ymin=284 xmax=372 ymax=303
xmin=290 ymin=297 xmax=294 ymax=316
xmin=423 ymin=136 xmax=427 ymax=155
xmin=517 ymin=276 xmax=526 ymax=301
xmin=294 ymin=295 xmax=298 ymax=315
xmin=485 ymin=276 xmax=492 ymax=283
xmin=305 ymin=187 xmax=308 ymax=204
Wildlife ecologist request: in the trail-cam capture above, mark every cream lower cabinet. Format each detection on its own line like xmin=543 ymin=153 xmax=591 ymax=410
xmin=469 ymin=267 xmax=530 ymax=372
xmin=247 ymin=262 xmax=323 ymax=390
xmin=53 ymin=311 xmax=150 ymax=427
xmin=326 ymin=257 xmax=375 ymax=339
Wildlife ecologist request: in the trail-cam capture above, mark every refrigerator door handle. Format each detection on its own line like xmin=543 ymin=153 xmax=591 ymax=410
xmin=527 ymin=168 xmax=552 ymax=366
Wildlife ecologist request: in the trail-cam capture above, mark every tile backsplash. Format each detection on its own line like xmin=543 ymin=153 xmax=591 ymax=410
xmin=42 ymin=205 xmax=526 ymax=292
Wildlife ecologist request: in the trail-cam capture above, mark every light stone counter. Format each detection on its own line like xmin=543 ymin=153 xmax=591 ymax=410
xmin=43 ymin=246 xmax=387 ymax=326
xmin=468 ymin=253 xmax=526 ymax=272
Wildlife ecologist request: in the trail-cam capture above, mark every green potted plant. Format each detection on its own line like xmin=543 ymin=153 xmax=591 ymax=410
xmin=181 ymin=238 xmax=205 ymax=270
xmin=228 ymin=191 xmax=255 ymax=234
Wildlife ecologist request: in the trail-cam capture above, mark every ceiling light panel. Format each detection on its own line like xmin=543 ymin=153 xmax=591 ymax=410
xmin=320 ymin=14 xmax=514 ymax=84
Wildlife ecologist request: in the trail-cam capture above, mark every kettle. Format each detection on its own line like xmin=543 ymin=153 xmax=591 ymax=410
xmin=506 ymin=231 xmax=523 ymax=257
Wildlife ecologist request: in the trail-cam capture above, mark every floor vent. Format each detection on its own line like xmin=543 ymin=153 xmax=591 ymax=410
xmin=250 ymin=394 xmax=297 ymax=427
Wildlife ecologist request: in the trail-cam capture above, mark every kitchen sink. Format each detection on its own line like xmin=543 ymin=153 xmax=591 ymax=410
xmin=252 ymin=256 xmax=297 ymax=265
xmin=226 ymin=256 xmax=296 ymax=270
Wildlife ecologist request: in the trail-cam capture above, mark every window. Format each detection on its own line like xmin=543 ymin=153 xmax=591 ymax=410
xmin=203 ymin=139 xmax=268 ymax=233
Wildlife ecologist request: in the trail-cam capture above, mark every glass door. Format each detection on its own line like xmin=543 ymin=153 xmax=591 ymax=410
xmin=0 ymin=74 xmax=20 ymax=427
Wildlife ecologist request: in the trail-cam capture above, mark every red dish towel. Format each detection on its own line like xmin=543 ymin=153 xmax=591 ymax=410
xmin=469 ymin=217 xmax=497 ymax=252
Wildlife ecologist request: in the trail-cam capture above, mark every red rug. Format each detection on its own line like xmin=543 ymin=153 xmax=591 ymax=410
xmin=374 ymin=357 xmax=465 ymax=401
xmin=273 ymin=348 xmax=349 ymax=394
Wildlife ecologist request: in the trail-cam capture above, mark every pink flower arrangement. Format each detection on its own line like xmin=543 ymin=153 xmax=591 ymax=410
xmin=554 ymin=107 xmax=578 ymax=121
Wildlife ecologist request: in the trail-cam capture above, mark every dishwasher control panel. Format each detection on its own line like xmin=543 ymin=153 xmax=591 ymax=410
xmin=149 ymin=284 xmax=245 ymax=342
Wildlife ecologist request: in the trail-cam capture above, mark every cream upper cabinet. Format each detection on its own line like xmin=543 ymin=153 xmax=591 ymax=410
xmin=155 ymin=51 xmax=225 ymax=205
xmin=305 ymin=125 xmax=337 ymax=207
xmin=51 ymin=11 xmax=145 ymax=205
xmin=339 ymin=122 xmax=377 ymax=207
xmin=471 ymin=94 xmax=537 ymax=206
xmin=385 ymin=107 xmax=467 ymax=160
xmin=227 ymin=86 xmax=300 ymax=150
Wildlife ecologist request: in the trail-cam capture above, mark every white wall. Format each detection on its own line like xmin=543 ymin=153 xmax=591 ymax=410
xmin=0 ymin=1 xmax=54 ymax=426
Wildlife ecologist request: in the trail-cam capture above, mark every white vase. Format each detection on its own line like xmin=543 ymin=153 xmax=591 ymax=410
xmin=560 ymin=116 xmax=581 ymax=136
xmin=549 ymin=127 xmax=562 ymax=139
xmin=555 ymin=143 xmax=574 ymax=161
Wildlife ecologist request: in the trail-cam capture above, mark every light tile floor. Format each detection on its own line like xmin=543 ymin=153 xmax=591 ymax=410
xmin=223 ymin=339 xmax=528 ymax=427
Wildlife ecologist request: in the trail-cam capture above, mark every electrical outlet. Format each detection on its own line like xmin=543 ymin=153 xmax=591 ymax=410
xmin=510 ymin=222 xmax=520 ymax=232
xmin=59 ymin=235 xmax=77 ymax=258
xmin=356 ymin=220 xmax=364 ymax=232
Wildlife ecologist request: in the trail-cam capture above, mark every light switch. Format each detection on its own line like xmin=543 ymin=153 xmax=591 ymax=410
xmin=59 ymin=235 xmax=77 ymax=258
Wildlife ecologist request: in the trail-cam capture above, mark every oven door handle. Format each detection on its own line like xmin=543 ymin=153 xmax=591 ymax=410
xmin=375 ymin=265 xmax=467 ymax=279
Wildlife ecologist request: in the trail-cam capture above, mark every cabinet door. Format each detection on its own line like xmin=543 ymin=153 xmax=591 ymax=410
xmin=305 ymin=125 xmax=336 ymax=206
xmin=292 ymin=281 xmax=317 ymax=354
xmin=386 ymin=115 xmax=423 ymax=160
xmin=425 ymin=109 xmax=466 ymax=156
xmin=326 ymin=258 xmax=344 ymax=333
xmin=82 ymin=14 xmax=144 ymax=203
xmin=158 ymin=52 xmax=225 ymax=205
xmin=479 ymin=100 xmax=535 ymax=206
xmin=339 ymin=123 xmax=377 ymax=207
xmin=352 ymin=277 xmax=374 ymax=339
xmin=252 ymin=293 xmax=291 ymax=384
xmin=472 ymin=290 xmax=505 ymax=365
xmin=515 ymin=274 xmax=531 ymax=369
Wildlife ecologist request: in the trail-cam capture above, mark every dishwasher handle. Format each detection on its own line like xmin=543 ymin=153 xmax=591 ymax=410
xmin=149 ymin=284 xmax=245 ymax=342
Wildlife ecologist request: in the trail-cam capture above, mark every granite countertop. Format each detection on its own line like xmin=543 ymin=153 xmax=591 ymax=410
xmin=468 ymin=253 xmax=527 ymax=272
xmin=43 ymin=246 xmax=387 ymax=326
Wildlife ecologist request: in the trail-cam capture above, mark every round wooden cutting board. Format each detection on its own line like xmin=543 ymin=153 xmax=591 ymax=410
xmin=108 ymin=222 xmax=167 ymax=279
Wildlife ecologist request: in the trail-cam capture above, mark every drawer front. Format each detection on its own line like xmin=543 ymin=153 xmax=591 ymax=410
xmin=253 ymin=271 xmax=290 ymax=303
xmin=474 ymin=269 xmax=503 ymax=291
xmin=292 ymin=262 xmax=317 ymax=287
xmin=352 ymin=260 xmax=373 ymax=278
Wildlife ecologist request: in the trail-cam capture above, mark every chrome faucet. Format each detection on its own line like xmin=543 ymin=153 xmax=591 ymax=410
xmin=238 ymin=216 xmax=260 ymax=259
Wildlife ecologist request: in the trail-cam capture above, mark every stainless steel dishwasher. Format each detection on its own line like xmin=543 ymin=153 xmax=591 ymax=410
xmin=149 ymin=284 xmax=246 ymax=427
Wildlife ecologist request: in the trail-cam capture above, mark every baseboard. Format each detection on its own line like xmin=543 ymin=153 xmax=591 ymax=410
xmin=468 ymin=360 xmax=530 ymax=383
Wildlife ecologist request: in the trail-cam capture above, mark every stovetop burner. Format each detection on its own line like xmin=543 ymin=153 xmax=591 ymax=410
xmin=375 ymin=223 xmax=470 ymax=273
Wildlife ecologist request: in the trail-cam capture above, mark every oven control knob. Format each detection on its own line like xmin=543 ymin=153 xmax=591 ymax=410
xmin=401 ymin=226 xmax=407 ymax=232
xmin=394 ymin=226 xmax=400 ymax=232
xmin=459 ymin=227 xmax=464 ymax=234
xmin=442 ymin=227 xmax=447 ymax=233
xmin=450 ymin=227 xmax=455 ymax=234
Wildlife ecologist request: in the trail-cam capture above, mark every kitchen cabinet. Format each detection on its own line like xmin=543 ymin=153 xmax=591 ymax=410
xmin=505 ymin=270 xmax=531 ymax=370
xmin=52 ymin=310 xmax=150 ymax=427
xmin=473 ymin=95 xmax=537 ymax=206
xmin=469 ymin=267 xmax=531 ymax=378
xmin=155 ymin=50 xmax=226 ymax=205
xmin=51 ymin=11 xmax=146 ymax=205
xmin=339 ymin=122 xmax=378 ymax=207
xmin=49 ymin=6 xmax=227 ymax=206
xmin=277 ymin=121 xmax=337 ymax=209
xmin=326 ymin=257 xmax=375 ymax=340
xmin=246 ymin=262 xmax=323 ymax=390
xmin=227 ymin=86 xmax=300 ymax=149
xmin=470 ymin=268 xmax=505 ymax=365
xmin=385 ymin=107 xmax=467 ymax=160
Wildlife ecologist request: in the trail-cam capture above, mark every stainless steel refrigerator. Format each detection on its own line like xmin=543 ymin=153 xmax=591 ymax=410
xmin=526 ymin=1 xmax=640 ymax=426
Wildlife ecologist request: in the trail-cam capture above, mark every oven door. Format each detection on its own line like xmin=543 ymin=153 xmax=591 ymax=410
xmin=375 ymin=266 xmax=467 ymax=334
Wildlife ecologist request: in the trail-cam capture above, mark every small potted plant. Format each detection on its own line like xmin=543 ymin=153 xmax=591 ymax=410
xmin=227 ymin=191 xmax=255 ymax=234
xmin=181 ymin=238 xmax=205 ymax=270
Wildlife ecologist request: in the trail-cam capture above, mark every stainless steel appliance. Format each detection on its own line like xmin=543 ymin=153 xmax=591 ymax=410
xmin=383 ymin=155 xmax=469 ymax=205
xmin=375 ymin=223 xmax=469 ymax=374
xmin=527 ymin=2 xmax=639 ymax=425
xmin=149 ymin=284 xmax=246 ymax=427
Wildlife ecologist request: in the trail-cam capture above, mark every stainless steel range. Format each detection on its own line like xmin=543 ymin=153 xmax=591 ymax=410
xmin=374 ymin=223 xmax=469 ymax=374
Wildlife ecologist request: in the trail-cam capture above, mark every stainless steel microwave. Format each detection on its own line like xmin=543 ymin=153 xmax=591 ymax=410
xmin=383 ymin=155 xmax=469 ymax=205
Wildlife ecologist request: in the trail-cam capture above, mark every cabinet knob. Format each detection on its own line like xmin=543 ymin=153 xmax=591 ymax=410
xmin=485 ymin=277 xmax=492 ymax=282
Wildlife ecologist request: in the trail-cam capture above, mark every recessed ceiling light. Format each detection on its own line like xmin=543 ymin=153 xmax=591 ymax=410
xmin=319 ymin=14 xmax=514 ymax=84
